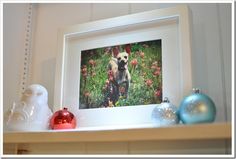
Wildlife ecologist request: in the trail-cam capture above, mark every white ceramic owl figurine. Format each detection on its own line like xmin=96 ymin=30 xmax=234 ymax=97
xmin=4 ymin=84 xmax=52 ymax=131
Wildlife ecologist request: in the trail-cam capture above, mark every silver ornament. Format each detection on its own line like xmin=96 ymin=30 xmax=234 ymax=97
xmin=151 ymin=97 xmax=179 ymax=126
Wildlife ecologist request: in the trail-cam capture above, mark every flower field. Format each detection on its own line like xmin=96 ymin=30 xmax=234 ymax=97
xmin=79 ymin=40 xmax=162 ymax=109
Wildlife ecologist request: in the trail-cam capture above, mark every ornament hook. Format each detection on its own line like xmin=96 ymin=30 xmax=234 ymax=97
xmin=193 ymin=88 xmax=200 ymax=93
xmin=163 ymin=97 xmax=170 ymax=103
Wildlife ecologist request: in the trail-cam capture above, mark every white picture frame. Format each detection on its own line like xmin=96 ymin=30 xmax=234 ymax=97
xmin=54 ymin=5 xmax=192 ymax=130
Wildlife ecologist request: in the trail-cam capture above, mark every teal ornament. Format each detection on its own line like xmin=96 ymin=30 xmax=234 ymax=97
xmin=179 ymin=88 xmax=216 ymax=124
xmin=151 ymin=97 xmax=179 ymax=126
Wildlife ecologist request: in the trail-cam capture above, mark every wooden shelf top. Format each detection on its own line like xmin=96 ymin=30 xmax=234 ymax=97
xmin=4 ymin=123 xmax=231 ymax=144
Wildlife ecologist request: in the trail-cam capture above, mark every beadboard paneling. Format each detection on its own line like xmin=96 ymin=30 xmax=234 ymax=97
xmin=17 ymin=143 xmax=86 ymax=154
xmin=3 ymin=3 xmax=231 ymax=121
xmin=4 ymin=140 xmax=230 ymax=154
xmin=3 ymin=3 xmax=232 ymax=155
xmin=3 ymin=123 xmax=231 ymax=154
xmin=128 ymin=140 xmax=228 ymax=154
xmin=31 ymin=4 xmax=91 ymax=109
xmin=3 ymin=3 xmax=29 ymax=113
xmin=91 ymin=3 xmax=130 ymax=21
xmin=86 ymin=142 xmax=128 ymax=154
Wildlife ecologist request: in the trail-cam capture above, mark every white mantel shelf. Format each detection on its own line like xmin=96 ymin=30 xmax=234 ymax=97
xmin=4 ymin=123 xmax=231 ymax=144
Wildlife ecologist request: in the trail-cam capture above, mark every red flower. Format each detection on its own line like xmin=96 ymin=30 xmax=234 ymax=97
xmin=104 ymin=47 xmax=111 ymax=54
xmin=102 ymin=86 xmax=107 ymax=93
xmin=82 ymin=72 xmax=87 ymax=77
xmin=151 ymin=65 xmax=157 ymax=70
xmin=152 ymin=61 xmax=158 ymax=66
xmin=107 ymin=70 xmax=113 ymax=76
xmin=82 ymin=67 xmax=87 ymax=73
xmin=130 ymin=59 xmax=138 ymax=67
xmin=125 ymin=44 xmax=131 ymax=55
xmin=154 ymin=89 xmax=161 ymax=97
xmin=92 ymin=72 xmax=96 ymax=77
xmin=142 ymin=72 xmax=147 ymax=76
xmin=105 ymin=79 xmax=110 ymax=85
xmin=82 ymin=65 xmax=87 ymax=69
xmin=108 ymin=70 xmax=114 ymax=81
xmin=153 ymin=70 xmax=161 ymax=76
xmin=140 ymin=52 xmax=145 ymax=58
xmin=119 ymin=86 xmax=126 ymax=94
xmin=89 ymin=59 xmax=96 ymax=66
xmin=109 ymin=76 xmax=114 ymax=81
xmin=143 ymin=44 xmax=149 ymax=48
xmin=84 ymin=91 xmax=90 ymax=97
xmin=81 ymin=66 xmax=87 ymax=77
xmin=145 ymin=79 xmax=153 ymax=87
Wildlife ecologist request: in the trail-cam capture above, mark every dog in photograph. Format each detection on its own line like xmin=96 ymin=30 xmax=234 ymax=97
xmin=107 ymin=51 xmax=131 ymax=105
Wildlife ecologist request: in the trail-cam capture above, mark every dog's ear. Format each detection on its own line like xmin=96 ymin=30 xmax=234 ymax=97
xmin=112 ymin=46 xmax=120 ymax=57
xmin=125 ymin=44 xmax=131 ymax=55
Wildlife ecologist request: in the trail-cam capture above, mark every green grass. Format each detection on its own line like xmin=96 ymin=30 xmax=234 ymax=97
xmin=80 ymin=40 xmax=162 ymax=109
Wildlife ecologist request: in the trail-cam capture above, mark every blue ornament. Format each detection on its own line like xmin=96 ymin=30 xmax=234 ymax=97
xmin=152 ymin=97 xmax=179 ymax=126
xmin=179 ymin=89 xmax=216 ymax=124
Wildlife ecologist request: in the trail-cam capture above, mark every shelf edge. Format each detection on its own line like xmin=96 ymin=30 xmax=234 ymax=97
xmin=4 ymin=123 xmax=231 ymax=144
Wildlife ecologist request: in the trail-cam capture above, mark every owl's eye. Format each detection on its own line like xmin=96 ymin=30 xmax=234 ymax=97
xmin=37 ymin=92 xmax=43 ymax=96
xmin=124 ymin=56 xmax=127 ymax=59
xmin=24 ymin=90 xmax=32 ymax=96
xmin=118 ymin=57 xmax=121 ymax=61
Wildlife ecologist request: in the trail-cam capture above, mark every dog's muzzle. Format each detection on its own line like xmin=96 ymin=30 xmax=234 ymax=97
xmin=118 ymin=60 xmax=127 ymax=71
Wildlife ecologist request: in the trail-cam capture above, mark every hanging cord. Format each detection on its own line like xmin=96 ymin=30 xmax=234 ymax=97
xmin=19 ymin=3 xmax=33 ymax=96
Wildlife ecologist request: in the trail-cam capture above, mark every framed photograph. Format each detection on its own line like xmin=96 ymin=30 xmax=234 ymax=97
xmin=54 ymin=5 xmax=192 ymax=129
xmin=79 ymin=39 xmax=162 ymax=109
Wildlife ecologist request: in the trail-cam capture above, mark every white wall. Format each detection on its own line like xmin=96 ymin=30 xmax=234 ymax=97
xmin=3 ymin=3 xmax=232 ymax=123
xmin=3 ymin=3 xmax=29 ymax=112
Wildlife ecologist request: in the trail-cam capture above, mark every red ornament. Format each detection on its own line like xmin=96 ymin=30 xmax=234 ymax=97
xmin=50 ymin=107 xmax=76 ymax=130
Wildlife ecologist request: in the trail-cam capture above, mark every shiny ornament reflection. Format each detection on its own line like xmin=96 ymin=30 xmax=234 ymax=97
xmin=151 ymin=97 xmax=179 ymax=126
xmin=50 ymin=107 xmax=76 ymax=130
xmin=179 ymin=88 xmax=216 ymax=124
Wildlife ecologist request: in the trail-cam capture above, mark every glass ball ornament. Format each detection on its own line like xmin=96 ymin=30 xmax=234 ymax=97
xmin=179 ymin=88 xmax=216 ymax=124
xmin=151 ymin=97 xmax=179 ymax=126
xmin=50 ymin=107 xmax=76 ymax=130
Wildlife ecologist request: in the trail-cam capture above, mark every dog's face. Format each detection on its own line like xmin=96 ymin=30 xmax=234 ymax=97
xmin=117 ymin=52 xmax=129 ymax=71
